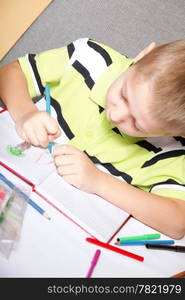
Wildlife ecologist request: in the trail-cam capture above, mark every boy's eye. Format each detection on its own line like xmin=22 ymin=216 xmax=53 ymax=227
xmin=134 ymin=121 xmax=144 ymax=132
xmin=122 ymin=95 xmax=128 ymax=103
xmin=134 ymin=123 xmax=141 ymax=131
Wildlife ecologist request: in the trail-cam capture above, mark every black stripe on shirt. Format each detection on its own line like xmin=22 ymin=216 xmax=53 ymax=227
xmin=84 ymin=152 xmax=132 ymax=184
xmin=174 ymin=136 xmax=185 ymax=146
xmin=142 ymin=149 xmax=185 ymax=168
xmin=67 ymin=43 xmax=75 ymax=58
xmin=87 ymin=40 xmax=112 ymax=66
xmin=149 ymin=178 xmax=185 ymax=192
xmin=112 ymin=127 xmax=122 ymax=136
xmin=72 ymin=60 xmax=95 ymax=89
xmin=50 ymin=97 xmax=74 ymax=140
xmin=136 ymin=140 xmax=162 ymax=153
xmin=28 ymin=54 xmax=44 ymax=95
xmin=98 ymin=105 xmax=104 ymax=114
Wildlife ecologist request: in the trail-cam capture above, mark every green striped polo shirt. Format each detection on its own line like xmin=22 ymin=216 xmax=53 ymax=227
xmin=18 ymin=38 xmax=185 ymax=201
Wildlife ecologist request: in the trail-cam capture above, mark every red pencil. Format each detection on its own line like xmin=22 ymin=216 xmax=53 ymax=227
xmin=86 ymin=238 xmax=144 ymax=262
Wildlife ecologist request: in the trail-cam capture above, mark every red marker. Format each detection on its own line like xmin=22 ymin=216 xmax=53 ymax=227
xmin=86 ymin=238 xmax=144 ymax=262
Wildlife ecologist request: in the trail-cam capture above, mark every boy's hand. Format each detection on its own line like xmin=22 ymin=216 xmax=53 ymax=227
xmin=53 ymin=144 xmax=101 ymax=193
xmin=15 ymin=110 xmax=61 ymax=147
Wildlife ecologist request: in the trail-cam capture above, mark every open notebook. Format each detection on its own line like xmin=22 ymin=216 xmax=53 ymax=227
xmin=0 ymin=99 xmax=129 ymax=242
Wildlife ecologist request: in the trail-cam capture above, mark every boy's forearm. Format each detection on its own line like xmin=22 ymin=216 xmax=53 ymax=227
xmin=0 ymin=61 xmax=38 ymax=121
xmin=95 ymin=170 xmax=185 ymax=239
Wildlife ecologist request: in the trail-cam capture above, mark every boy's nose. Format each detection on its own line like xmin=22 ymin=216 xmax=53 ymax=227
xmin=110 ymin=103 xmax=130 ymax=124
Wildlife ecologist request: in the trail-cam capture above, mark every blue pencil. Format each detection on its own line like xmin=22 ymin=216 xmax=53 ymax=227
xmin=0 ymin=174 xmax=50 ymax=220
xmin=28 ymin=199 xmax=50 ymax=220
xmin=115 ymin=240 xmax=175 ymax=246
xmin=45 ymin=85 xmax=53 ymax=153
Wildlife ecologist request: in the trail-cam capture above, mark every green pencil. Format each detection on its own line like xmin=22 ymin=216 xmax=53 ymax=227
xmin=117 ymin=233 xmax=161 ymax=242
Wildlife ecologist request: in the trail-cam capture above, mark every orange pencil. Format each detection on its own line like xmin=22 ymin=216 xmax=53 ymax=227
xmin=170 ymin=271 xmax=185 ymax=278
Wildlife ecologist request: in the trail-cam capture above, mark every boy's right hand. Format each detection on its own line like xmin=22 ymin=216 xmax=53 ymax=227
xmin=15 ymin=110 xmax=61 ymax=148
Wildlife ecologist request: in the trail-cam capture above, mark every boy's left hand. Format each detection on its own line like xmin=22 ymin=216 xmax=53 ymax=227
xmin=53 ymin=144 xmax=100 ymax=193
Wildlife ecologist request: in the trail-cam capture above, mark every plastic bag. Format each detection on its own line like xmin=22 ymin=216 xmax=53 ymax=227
xmin=0 ymin=174 xmax=29 ymax=259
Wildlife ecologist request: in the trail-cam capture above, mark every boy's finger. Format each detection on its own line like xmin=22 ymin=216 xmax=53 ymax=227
xmin=34 ymin=126 xmax=49 ymax=148
xmin=48 ymin=129 xmax=62 ymax=142
xmin=57 ymin=165 xmax=76 ymax=176
xmin=54 ymin=154 xmax=75 ymax=167
xmin=18 ymin=130 xmax=28 ymax=143
xmin=26 ymin=129 xmax=40 ymax=146
xmin=45 ymin=117 xmax=61 ymax=135
xmin=52 ymin=144 xmax=80 ymax=156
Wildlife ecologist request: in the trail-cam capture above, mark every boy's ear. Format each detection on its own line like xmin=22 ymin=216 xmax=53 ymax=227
xmin=134 ymin=42 xmax=156 ymax=63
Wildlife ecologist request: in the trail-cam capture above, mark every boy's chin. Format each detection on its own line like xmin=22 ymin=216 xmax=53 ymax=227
xmin=118 ymin=126 xmax=145 ymax=138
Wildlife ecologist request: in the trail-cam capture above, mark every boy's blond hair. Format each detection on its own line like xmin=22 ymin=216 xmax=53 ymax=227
xmin=134 ymin=40 xmax=185 ymax=135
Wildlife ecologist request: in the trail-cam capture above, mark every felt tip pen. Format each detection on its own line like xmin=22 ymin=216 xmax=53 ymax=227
xmin=115 ymin=240 xmax=174 ymax=246
xmin=145 ymin=244 xmax=185 ymax=252
xmin=45 ymin=85 xmax=52 ymax=153
xmin=86 ymin=238 xmax=144 ymax=262
xmin=117 ymin=233 xmax=161 ymax=242
xmin=86 ymin=249 xmax=101 ymax=278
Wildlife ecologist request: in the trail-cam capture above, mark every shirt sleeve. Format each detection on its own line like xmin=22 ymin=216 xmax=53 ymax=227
xmin=18 ymin=43 xmax=71 ymax=99
xmin=150 ymin=180 xmax=185 ymax=201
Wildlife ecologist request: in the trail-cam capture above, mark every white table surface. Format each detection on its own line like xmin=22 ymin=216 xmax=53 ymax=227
xmin=0 ymin=166 xmax=185 ymax=278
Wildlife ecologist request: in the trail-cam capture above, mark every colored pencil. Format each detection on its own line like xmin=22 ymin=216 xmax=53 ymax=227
xmin=45 ymin=85 xmax=53 ymax=153
xmin=28 ymin=199 xmax=50 ymax=220
xmin=0 ymin=173 xmax=50 ymax=220
xmin=115 ymin=240 xmax=174 ymax=246
xmin=170 ymin=271 xmax=185 ymax=278
xmin=86 ymin=238 xmax=144 ymax=262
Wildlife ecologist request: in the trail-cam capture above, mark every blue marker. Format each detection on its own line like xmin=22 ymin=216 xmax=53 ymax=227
xmin=45 ymin=85 xmax=52 ymax=153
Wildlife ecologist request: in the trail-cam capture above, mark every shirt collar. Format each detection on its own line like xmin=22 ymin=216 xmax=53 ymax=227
xmin=89 ymin=58 xmax=133 ymax=108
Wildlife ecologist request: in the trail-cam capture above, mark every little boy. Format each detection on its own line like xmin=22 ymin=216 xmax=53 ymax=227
xmin=0 ymin=38 xmax=185 ymax=239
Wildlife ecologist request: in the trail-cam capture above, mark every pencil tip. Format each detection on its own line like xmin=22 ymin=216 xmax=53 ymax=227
xmin=43 ymin=213 xmax=51 ymax=220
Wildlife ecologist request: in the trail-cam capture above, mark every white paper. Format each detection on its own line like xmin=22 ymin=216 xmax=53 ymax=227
xmin=0 ymin=102 xmax=129 ymax=241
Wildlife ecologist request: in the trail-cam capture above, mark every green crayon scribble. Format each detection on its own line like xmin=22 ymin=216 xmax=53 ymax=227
xmin=7 ymin=145 xmax=24 ymax=157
